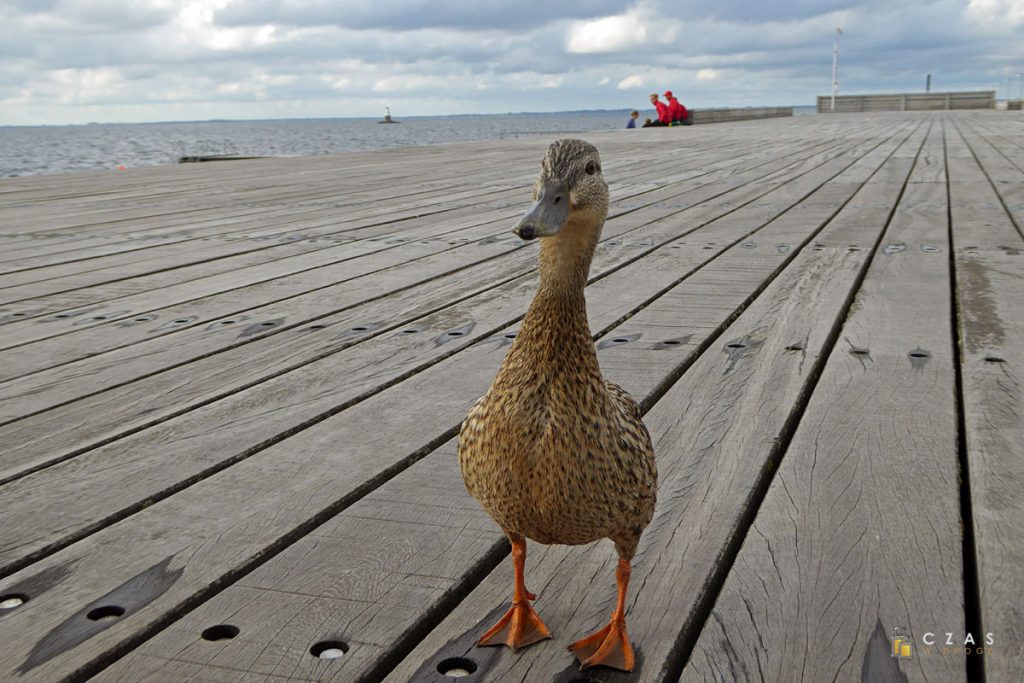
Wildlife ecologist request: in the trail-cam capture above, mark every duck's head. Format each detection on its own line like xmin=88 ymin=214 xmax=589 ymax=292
xmin=513 ymin=139 xmax=608 ymax=241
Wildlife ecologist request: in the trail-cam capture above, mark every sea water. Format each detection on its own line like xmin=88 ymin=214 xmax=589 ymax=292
xmin=0 ymin=111 xmax=634 ymax=177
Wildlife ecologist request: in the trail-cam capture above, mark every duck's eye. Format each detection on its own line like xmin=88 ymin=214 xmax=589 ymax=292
xmin=585 ymin=161 xmax=598 ymax=175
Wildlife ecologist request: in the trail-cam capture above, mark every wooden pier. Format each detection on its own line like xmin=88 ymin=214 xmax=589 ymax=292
xmin=0 ymin=111 xmax=1021 ymax=682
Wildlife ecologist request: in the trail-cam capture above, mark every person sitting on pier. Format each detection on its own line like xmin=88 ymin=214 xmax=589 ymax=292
xmin=664 ymin=91 xmax=689 ymax=125
xmin=646 ymin=93 xmax=671 ymax=126
xmin=626 ymin=110 xmax=639 ymax=128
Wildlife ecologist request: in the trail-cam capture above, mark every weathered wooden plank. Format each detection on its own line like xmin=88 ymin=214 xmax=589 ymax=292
xmin=953 ymin=250 xmax=1024 ymax=679
xmin=909 ymin=115 xmax=946 ymax=183
xmin=0 ymin=121 xmax=912 ymax=682
xmin=682 ymin=176 xmax=964 ymax=683
xmin=946 ymin=122 xmax=1024 ymax=681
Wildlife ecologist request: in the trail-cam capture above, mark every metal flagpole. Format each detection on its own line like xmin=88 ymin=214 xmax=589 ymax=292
xmin=831 ymin=27 xmax=843 ymax=111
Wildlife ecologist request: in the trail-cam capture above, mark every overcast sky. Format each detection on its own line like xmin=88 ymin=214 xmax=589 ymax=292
xmin=1 ymin=0 xmax=1022 ymax=125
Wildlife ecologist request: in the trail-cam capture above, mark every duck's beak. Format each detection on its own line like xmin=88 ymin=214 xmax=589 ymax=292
xmin=513 ymin=180 xmax=569 ymax=241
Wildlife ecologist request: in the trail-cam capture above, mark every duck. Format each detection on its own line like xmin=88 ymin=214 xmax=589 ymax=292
xmin=458 ymin=138 xmax=657 ymax=672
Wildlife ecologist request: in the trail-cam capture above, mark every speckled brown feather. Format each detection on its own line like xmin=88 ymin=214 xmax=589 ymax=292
xmin=459 ymin=139 xmax=657 ymax=561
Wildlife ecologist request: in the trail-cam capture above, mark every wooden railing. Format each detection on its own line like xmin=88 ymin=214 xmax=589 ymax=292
xmin=817 ymin=91 xmax=995 ymax=113
xmin=688 ymin=106 xmax=793 ymax=124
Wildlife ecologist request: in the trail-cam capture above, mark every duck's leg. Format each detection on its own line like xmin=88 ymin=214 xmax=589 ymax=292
xmin=476 ymin=536 xmax=551 ymax=651
xmin=568 ymin=557 xmax=635 ymax=671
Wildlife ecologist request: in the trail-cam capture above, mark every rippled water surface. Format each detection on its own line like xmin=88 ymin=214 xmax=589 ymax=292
xmin=0 ymin=111 xmax=635 ymax=177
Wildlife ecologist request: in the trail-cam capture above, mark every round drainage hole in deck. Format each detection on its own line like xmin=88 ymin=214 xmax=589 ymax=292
xmin=310 ymin=640 xmax=349 ymax=659
xmin=201 ymin=624 xmax=240 ymax=641
xmin=87 ymin=605 xmax=126 ymax=621
xmin=0 ymin=593 xmax=28 ymax=610
xmin=438 ymin=657 xmax=478 ymax=677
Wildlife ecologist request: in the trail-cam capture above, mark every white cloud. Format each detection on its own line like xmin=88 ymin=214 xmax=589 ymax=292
xmin=617 ymin=74 xmax=644 ymax=89
xmin=326 ymin=76 xmax=351 ymax=90
xmin=598 ymin=76 xmax=610 ymax=85
xmin=171 ymin=0 xmax=280 ymax=51
xmin=965 ymin=0 xmax=1024 ymax=27
xmin=567 ymin=8 xmax=678 ymax=53
xmin=696 ymin=68 xmax=722 ymax=80
xmin=47 ymin=67 xmax=126 ymax=104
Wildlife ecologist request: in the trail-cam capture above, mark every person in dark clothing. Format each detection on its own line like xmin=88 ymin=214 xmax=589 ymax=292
xmin=626 ymin=110 xmax=639 ymax=128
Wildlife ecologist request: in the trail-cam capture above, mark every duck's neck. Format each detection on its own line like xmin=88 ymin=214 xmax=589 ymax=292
xmin=508 ymin=217 xmax=603 ymax=380
xmin=537 ymin=218 xmax=599 ymax=297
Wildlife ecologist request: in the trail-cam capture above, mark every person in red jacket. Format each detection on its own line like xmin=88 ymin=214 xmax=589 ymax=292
xmin=645 ymin=93 xmax=671 ymax=126
xmin=664 ymin=90 xmax=688 ymax=124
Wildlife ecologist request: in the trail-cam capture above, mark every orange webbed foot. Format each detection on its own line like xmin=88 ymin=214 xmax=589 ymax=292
xmin=569 ymin=618 xmax=635 ymax=672
xmin=477 ymin=599 xmax=551 ymax=651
